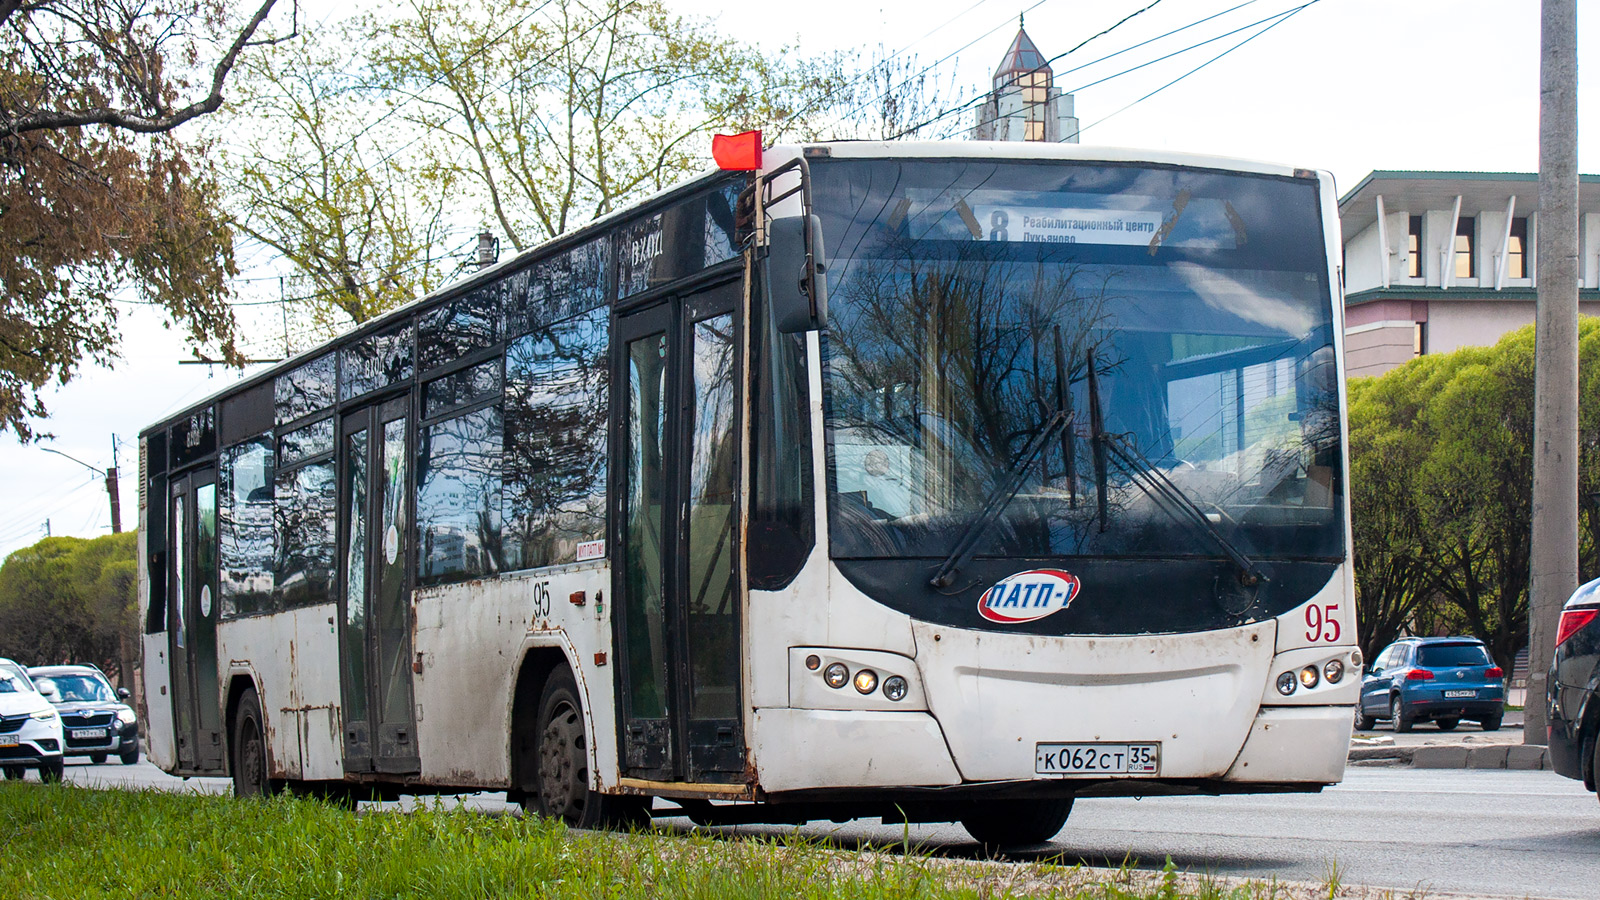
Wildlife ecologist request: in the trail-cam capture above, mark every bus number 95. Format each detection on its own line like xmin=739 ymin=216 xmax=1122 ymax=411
xmin=532 ymin=581 xmax=552 ymax=619
xmin=1304 ymin=603 xmax=1341 ymax=643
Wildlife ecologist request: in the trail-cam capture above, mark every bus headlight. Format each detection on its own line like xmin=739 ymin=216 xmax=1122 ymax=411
xmin=882 ymin=676 xmax=908 ymax=702
xmin=853 ymin=669 xmax=878 ymax=694
xmin=1299 ymin=665 xmax=1320 ymax=689
xmin=1323 ymin=659 xmax=1345 ymax=684
xmin=823 ymin=663 xmax=849 ymax=689
xmin=1276 ymin=671 xmax=1297 ymax=696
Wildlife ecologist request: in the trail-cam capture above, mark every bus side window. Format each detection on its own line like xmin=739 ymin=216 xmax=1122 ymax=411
xmin=748 ymin=276 xmax=815 ymax=590
xmin=503 ymin=306 xmax=609 ymax=572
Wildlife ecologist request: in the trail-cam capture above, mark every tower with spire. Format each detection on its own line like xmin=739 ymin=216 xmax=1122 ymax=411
xmin=972 ymin=18 xmax=1080 ymax=143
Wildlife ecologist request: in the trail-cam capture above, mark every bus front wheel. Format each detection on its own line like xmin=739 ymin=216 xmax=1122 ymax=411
xmin=960 ymin=797 xmax=1074 ymax=850
xmin=531 ymin=668 xmax=645 ymax=829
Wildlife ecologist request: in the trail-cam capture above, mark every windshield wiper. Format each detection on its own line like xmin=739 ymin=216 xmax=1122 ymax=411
xmin=928 ymin=407 xmax=1073 ymax=590
xmin=1083 ymin=349 xmax=1266 ymax=587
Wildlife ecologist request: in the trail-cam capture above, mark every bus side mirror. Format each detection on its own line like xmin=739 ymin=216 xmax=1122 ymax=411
xmin=766 ymin=215 xmax=828 ymax=333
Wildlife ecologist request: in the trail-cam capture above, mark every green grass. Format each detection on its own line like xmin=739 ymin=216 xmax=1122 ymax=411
xmin=0 ymin=783 xmax=1313 ymax=900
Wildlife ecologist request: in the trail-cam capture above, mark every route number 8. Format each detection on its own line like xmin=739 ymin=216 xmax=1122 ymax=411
xmin=1304 ymin=604 xmax=1341 ymax=642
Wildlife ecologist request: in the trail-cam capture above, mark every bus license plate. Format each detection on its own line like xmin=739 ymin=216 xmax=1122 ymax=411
xmin=1036 ymin=742 xmax=1160 ymax=775
xmin=1443 ymin=690 xmax=1477 ymax=699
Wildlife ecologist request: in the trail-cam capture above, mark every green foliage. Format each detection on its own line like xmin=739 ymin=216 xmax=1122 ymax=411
xmin=220 ymin=0 xmax=848 ymax=343
xmin=1349 ymin=318 xmax=1600 ymax=670
xmin=0 ymin=784 xmax=1308 ymax=900
xmin=0 ymin=532 xmax=137 ymax=679
xmin=0 ymin=0 xmax=294 ymax=439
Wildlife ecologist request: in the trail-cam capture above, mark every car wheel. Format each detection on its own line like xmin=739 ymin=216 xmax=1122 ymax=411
xmin=89 ymin=753 xmax=107 ymax=764
xmin=39 ymin=758 xmax=64 ymax=783
xmin=120 ymin=747 xmax=140 ymax=766
xmin=960 ymin=798 xmax=1075 ymax=850
xmin=531 ymin=668 xmax=645 ymax=829
xmin=1354 ymin=706 xmax=1376 ymax=731
xmin=1481 ymin=714 xmax=1503 ymax=732
xmin=1435 ymin=718 xmax=1460 ymax=731
xmin=231 ymin=689 xmax=277 ymax=798
xmin=2 ymin=766 xmax=22 ymax=780
xmin=1391 ymin=695 xmax=1414 ymax=733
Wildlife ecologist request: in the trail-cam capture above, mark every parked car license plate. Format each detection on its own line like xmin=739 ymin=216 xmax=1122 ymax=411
xmin=72 ymin=728 xmax=108 ymax=739
xmin=1036 ymin=742 xmax=1160 ymax=775
xmin=0 ymin=735 xmax=17 ymax=747
xmin=1442 ymin=690 xmax=1477 ymax=699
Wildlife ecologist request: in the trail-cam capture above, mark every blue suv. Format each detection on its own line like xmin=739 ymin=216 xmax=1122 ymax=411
xmin=1356 ymin=637 xmax=1505 ymax=732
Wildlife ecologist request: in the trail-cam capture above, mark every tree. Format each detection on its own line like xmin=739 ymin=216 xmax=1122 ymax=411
xmin=0 ymin=0 xmax=293 ymax=439
xmin=223 ymin=19 xmax=463 ymax=333
xmin=0 ymin=533 xmax=137 ymax=681
xmin=1348 ymin=318 xmax=1600 ymax=674
xmin=1346 ymin=375 xmax=1431 ymax=664
xmin=366 ymin=0 xmax=845 ymax=252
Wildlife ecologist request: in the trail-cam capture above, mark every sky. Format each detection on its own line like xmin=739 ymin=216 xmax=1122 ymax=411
xmin=0 ymin=0 xmax=1593 ymax=560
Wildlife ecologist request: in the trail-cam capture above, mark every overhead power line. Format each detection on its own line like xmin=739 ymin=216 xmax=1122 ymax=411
xmin=1066 ymin=0 xmax=1323 ymax=140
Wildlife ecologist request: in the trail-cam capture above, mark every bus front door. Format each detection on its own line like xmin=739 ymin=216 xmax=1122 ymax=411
xmin=168 ymin=469 xmax=225 ymax=773
xmin=338 ymin=396 xmax=421 ymax=775
xmin=614 ymin=278 xmax=745 ymax=784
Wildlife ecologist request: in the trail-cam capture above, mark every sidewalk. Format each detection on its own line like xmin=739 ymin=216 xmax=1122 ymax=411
xmin=1348 ymin=710 xmax=1550 ymax=769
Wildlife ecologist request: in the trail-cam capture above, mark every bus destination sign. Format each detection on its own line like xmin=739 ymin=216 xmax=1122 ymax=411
xmin=971 ymin=205 xmax=1164 ymax=245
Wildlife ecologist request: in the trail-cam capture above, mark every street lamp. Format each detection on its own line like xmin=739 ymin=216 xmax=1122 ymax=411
xmin=41 ymin=446 xmax=121 ymax=534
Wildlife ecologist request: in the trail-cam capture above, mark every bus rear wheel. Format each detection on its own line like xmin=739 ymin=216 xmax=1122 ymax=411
xmin=959 ymin=797 xmax=1074 ymax=850
xmin=531 ymin=668 xmax=644 ymax=829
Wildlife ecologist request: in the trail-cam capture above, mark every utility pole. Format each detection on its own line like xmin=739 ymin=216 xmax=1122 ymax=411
xmin=1528 ymin=0 xmax=1579 ymax=746
xmin=40 ymin=445 xmax=120 ymax=535
xmin=106 ymin=436 xmax=122 ymax=535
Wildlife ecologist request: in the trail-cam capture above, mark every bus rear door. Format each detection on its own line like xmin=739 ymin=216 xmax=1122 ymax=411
xmin=168 ymin=469 xmax=225 ymax=772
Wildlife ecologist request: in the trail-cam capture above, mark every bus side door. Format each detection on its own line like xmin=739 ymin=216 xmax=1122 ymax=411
xmin=168 ymin=468 xmax=225 ymax=773
xmin=337 ymin=396 xmax=420 ymax=775
xmin=613 ymin=277 xmax=745 ymax=784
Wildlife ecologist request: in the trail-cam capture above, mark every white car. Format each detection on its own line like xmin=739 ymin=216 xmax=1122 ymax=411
xmin=0 ymin=658 xmax=65 ymax=781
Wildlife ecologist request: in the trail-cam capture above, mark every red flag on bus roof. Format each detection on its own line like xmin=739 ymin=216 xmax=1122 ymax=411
xmin=712 ymin=131 xmax=762 ymax=171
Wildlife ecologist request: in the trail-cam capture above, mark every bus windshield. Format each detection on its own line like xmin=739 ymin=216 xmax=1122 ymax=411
xmin=813 ymin=158 xmax=1343 ymax=564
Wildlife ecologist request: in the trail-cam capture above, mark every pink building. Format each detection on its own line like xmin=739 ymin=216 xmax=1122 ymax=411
xmin=1340 ymin=170 xmax=1600 ymax=377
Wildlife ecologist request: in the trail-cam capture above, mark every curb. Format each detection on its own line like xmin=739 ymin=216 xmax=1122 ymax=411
xmin=1347 ymin=743 xmax=1548 ymax=770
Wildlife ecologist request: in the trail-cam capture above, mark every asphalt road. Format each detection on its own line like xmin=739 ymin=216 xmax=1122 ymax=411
xmin=36 ymin=760 xmax=1600 ymax=899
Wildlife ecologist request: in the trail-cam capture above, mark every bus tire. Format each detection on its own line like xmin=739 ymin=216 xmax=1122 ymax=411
xmin=959 ymin=797 xmax=1074 ymax=849
xmin=230 ymin=689 xmax=277 ymax=799
xmin=532 ymin=668 xmax=645 ymax=829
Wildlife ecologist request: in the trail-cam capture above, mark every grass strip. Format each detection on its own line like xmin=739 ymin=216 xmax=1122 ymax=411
xmin=0 ymin=782 xmax=1352 ymax=900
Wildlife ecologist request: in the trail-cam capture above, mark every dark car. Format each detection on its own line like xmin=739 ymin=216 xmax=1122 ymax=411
xmin=27 ymin=665 xmax=139 ymax=765
xmin=1549 ymin=577 xmax=1600 ymax=788
xmin=1356 ymin=637 xmax=1505 ymax=732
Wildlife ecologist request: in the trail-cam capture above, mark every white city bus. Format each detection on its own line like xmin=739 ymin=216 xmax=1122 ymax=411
xmin=139 ymin=140 xmax=1357 ymax=847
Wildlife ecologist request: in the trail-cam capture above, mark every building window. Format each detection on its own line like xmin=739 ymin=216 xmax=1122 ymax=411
xmin=1021 ymin=70 xmax=1049 ymax=142
xmin=1413 ymin=322 xmax=1427 ymax=358
xmin=1507 ymin=217 xmax=1528 ymax=279
xmin=1455 ymin=216 xmax=1476 ymax=279
xmin=1407 ymin=215 xmax=1422 ymax=278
